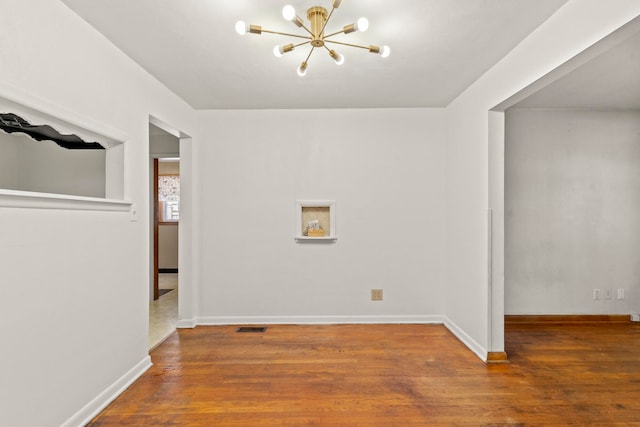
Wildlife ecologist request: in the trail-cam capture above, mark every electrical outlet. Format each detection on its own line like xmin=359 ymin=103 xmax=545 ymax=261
xmin=593 ymin=289 xmax=601 ymax=300
xmin=617 ymin=289 xmax=625 ymax=300
xmin=605 ymin=288 xmax=613 ymax=300
xmin=371 ymin=289 xmax=383 ymax=301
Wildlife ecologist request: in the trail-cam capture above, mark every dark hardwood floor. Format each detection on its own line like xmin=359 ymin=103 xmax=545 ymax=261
xmin=89 ymin=322 xmax=640 ymax=426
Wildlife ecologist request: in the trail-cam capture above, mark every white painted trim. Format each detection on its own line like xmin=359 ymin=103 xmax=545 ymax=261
xmin=0 ymin=189 xmax=132 ymax=211
xmin=178 ymin=316 xmax=491 ymax=364
xmin=177 ymin=318 xmax=197 ymax=328
xmin=149 ymin=115 xmax=181 ymax=139
xmin=61 ymin=356 xmax=152 ymax=427
xmin=196 ymin=314 xmax=445 ymax=325
xmin=295 ymin=199 xmax=336 ymax=240
xmin=150 ymin=152 xmax=180 ymax=159
xmin=443 ymin=317 xmax=488 ymax=362
xmin=0 ymin=82 xmax=128 ymax=145
xmin=294 ymin=236 xmax=338 ymax=241
xmin=190 ymin=315 xmax=488 ymax=362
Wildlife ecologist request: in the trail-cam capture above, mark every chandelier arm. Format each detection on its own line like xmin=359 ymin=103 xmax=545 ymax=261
xmin=298 ymin=24 xmax=314 ymax=37
xmin=293 ymin=40 xmax=312 ymax=48
xmin=323 ymin=29 xmax=345 ymax=39
xmin=319 ymin=7 xmax=336 ymax=36
xmin=323 ymin=39 xmax=369 ymax=50
xmin=305 ymin=46 xmax=316 ymax=63
xmin=260 ymin=29 xmax=312 ymax=40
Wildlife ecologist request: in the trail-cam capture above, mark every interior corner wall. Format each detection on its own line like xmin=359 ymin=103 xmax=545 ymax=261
xmin=0 ymin=132 xmax=106 ymax=197
xmin=0 ymin=1 xmax=196 ymax=426
xmin=505 ymin=109 xmax=640 ymax=315
xmin=195 ymin=108 xmax=447 ymax=323
xmin=150 ymin=132 xmax=180 ymax=156
xmin=17 ymin=136 xmax=106 ymax=197
xmin=445 ymin=0 xmax=640 ymax=354
xmin=0 ymin=132 xmax=19 ymax=189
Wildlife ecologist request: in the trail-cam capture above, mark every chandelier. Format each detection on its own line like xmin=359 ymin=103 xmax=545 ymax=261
xmin=235 ymin=0 xmax=390 ymax=76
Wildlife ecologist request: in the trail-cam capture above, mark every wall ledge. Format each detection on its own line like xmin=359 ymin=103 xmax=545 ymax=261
xmin=0 ymin=189 xmax=132 ymax=211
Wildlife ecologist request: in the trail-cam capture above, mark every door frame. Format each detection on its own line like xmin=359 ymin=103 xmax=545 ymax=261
xmin=153 ymin=158 xmax=160 ymax=300
xmin=148 ymin=115 xmax=196 ymax=329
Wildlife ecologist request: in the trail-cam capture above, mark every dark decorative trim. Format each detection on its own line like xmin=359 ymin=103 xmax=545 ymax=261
xmin=0 ymin=113 xmax=104 ymax=150
xmin=486 ymin=352 xmax=509 ymax=364
xmin=505 ymin=315 xmax=630 ymax=324
xmin=159 ymin=268 xmax=178 ymax=273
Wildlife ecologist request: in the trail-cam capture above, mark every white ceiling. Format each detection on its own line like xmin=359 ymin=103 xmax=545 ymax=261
xmin=60 ymin=0 xmax=567 ymax=110
xmin=513 ymin=29 xmax=640 ymax=110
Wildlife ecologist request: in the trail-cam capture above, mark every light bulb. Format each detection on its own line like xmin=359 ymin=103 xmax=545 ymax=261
xmin=282 ymin=5 xmax=296 ymax=21
xmin=380 ymin=45 xmax=391 ymax=58
xmin=297 ymin=62 xmax=308 ymax=77
xmin=329 ymin=50 xmax=344 ymax=65
xmin=356 ymin=17 xmax=369 ymax=32
xmin=235 ymin=20 xmax=248 ymax=35
xmin=274 ymin=44 xmax=294 ymax=57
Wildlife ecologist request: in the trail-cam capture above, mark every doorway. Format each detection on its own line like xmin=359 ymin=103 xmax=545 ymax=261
xmin=489 ymin=18 xmax=640 ymax=355
xmin=149 ymin=123 xmax=181 ymax=349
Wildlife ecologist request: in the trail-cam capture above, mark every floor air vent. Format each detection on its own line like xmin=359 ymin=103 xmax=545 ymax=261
xmin=236 ymin=326 xmax=267 ymax=333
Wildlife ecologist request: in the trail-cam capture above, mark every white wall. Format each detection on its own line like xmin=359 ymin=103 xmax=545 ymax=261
xmin=1 ymin=2 xmax=639 ymax=424
xmin=158 ymin=160 xmax=180 ymax=270
xmin=0 ymin=132 xmax=105 ymax=197
xmin=446 ymin=0 xmax=640 ymax=355
xmin=150 ymin=129 xmax=180 ymax=156
xmin=159 ymin=225 xmax=179 ymax=269
xmin=0 ymin=132 xmax=19 ymax=188
xmin=0 ymin=1 xmax=196 ymax=426
xmin=505 ymin=109 xmax=640 ymax=314
xmin=194 ymin=108 xmax=447 ymax=323
xmin=22 ymin=137 xmax=105 ymax=197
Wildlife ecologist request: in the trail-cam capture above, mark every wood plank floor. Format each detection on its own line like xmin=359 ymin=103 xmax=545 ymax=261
xmin=89 ymin=322 xmax=640 ymax=426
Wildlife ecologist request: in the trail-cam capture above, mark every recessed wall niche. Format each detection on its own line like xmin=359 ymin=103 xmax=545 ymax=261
xmin=0 ymin=96 xmax=125 ymax=202
xmin=295 ymin=200 xmax=336 ymax=241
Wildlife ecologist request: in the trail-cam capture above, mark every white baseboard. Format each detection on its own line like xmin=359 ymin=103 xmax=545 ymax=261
xmin=443 ymin=317 xmax=487 ymax=362
xmin=61 ymin=356 xmax=152 ymax=427
xmin=196 ymin=314 xmax=445 ymax=325
xmin=176 ymin=315 xmax=488 ymax=362
xmin=176 ymin=318 xmax=197 ymax=328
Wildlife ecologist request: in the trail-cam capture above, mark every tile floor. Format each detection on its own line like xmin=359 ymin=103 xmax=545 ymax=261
xmin=149 ymin=273 xmax=178 ymax=350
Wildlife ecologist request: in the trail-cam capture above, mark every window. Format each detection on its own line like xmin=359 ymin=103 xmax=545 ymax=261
xmin=158 ymin=174 xmax=180 ymax=222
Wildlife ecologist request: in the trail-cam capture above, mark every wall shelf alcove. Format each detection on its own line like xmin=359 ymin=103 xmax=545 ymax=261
xmin=0 ymin=93 xmax=130 ymax=212
xmin=295 ymin=200 xmax=336 ymax=241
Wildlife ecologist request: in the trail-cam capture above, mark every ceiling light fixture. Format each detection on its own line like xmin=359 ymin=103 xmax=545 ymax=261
xmin=235 ymin=1 xmax=390 ymax=77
